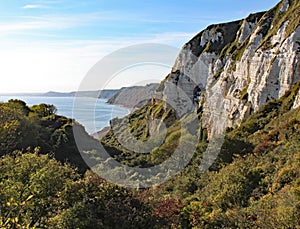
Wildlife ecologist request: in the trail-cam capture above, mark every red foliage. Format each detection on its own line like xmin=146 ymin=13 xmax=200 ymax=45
xmin=152 ymin=198 xmax=184 ymax=225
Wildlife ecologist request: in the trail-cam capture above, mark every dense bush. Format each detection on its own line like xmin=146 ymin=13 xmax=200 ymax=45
xmin=0 ymin=100 xmax=91 ymax=172
xmin=1 ymin=81 xmax=300 ymax=228
xmin=0 ymin=152 xmax=161 ymax=229
xmin=102 ymin=82 xmax=300 ymax=228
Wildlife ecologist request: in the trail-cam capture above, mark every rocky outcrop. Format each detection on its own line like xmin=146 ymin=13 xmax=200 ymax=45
xmin=107 ymin=83 xmax=159 ymax=108
xmin=293 ymin=89 xmax=300 ymax=109
xmin=161 ymin=0 xmax=300 ymax=138
xmin=91 ymin=126 xmax=111 ymax=140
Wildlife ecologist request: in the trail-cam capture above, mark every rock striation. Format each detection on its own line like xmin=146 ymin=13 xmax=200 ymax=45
xmin=161 ymin=0 xmax=299 ymax=138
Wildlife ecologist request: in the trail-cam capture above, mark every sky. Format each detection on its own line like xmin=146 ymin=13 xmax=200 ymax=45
xmin=0 ymin=0 xmax=280 ymax=93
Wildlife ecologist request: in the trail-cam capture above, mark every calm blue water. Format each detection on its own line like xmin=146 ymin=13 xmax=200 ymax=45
xmin=0 ymin=96 xmax=129 ymax=134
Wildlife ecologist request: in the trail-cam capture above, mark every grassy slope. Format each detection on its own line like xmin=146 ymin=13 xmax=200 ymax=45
xmin=0 ymin=78 xmax=299 ymax=228
xmin=141 ymin=82 xmax=300 ymax=228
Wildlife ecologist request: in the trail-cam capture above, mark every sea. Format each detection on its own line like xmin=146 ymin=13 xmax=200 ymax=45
xmin=0 ymin=96 xmax=129 ymax=134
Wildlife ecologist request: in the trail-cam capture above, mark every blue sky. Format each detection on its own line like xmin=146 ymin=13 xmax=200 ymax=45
xmin=0 ymin=0 xmax=280 ymax=93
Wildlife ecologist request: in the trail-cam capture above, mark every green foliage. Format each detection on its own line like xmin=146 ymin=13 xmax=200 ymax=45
xmin=213 ymin=68 xmax=224 ymax=81
xmin=99 ymin=59 xmax=300 ymax=227
xmin=0 ymin=151 xmax=77 ymax=228
xmin=49 ymin=170 xmax=158 ymax=229
xmin=30 ymin=103 xmax=57 ymax=117
xmin=231 ymin=39 xmax=249 ymax=62
xmin=259 ymin=0 xmax=300 ymax=50
xmin=120 ymin=81 xmax=300 ymax=228
xmin=1 ymin=35 xmax=300 ymax=229
xmin=1 ymin=84 xmax=300 ymax=228
xmin=219 ymin=0 xmax=299 ymax=67
xmin=0 ymin=101 xmax=37 ymax=155
xmin=239 ymin=86 xmax=249 ymax=100
xmin=0 ymin=152 xmax=161 ymax=229
xmin=0 ymin=1 xmax=299 ymax=227
xmin=101 ymin=101 xmax=180 ymax=167
xmin=0 ymin=100 xmax=92 ymax=173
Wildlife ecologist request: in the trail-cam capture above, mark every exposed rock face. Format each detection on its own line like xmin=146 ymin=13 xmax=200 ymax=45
xmin=162 ymin=0 xmax=300 ymax=138
xmin=293 ymin=89 xmax=300 ymax=109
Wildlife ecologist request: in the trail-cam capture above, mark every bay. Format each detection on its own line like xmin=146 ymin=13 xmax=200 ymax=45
xmin=0 ymin=96 xmax=129 ymax=134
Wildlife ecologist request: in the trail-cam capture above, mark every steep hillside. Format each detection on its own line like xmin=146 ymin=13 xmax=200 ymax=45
xmin=0 ymin=99 xmax=99 ymax=173
xmin=1 ymin=0 xmax=299 ymax=227
xmin=102 ymin=0 xmax=300 ymax=165
xmin=164 ymin=0 xmax=299 ymax=138
xmin=107 ymin=83 xmax=159 ymax=108
xmin=144 ymin=81 xmax=300 ymax=228
xmin=100 ymin=73 xmax=300 ymax=228
xmin=1 ymin=80 xmax=300 ymax=228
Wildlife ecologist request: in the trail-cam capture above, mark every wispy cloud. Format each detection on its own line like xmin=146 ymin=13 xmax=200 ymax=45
xmin=22 ymin=4 xmax=47 ymax=9
xmin=0 ymin=20 xmax=72 ymax=33
xmin=0 ymin=13 xmax=91 ymax=34
xmin=0 ymin=11 xmax=126 ymax=32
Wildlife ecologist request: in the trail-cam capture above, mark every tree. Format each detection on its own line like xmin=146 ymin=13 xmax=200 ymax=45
xmin=30 ymin=104 xmax=57 ymax=117
xmin=0 ymin=150 xmax=78 ymax=228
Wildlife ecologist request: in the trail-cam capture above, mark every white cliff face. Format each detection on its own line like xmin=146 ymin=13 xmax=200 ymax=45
xmin=237 ymin=20 xmax=256 ymax=44
xmin=204 ymin=25 xmax=299 ymax=137
xmin=162 ymin=1 xmax=300 ymax=138
xmin=293 ymin=89 xmax=300 ymax=109
xmin=201 ymin=30 xmax=223 ymax=46
xmin=280 ymin=0 xmax=290 ymax=12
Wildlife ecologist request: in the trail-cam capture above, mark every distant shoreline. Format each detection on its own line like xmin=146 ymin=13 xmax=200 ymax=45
xmin=0 ymin=89 xmax=119 ymax=99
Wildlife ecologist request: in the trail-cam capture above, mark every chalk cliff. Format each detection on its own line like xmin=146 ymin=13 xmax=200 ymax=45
xmin=162 ymin=0 xmax=299 ymax=137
